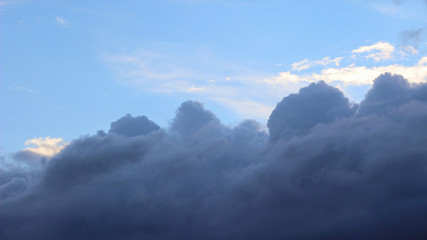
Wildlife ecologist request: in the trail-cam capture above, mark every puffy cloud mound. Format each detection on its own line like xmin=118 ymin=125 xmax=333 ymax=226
xmin=2 ymin=73 xmax=427 ymax=239
xmin=109 ymin=114 xmax=160 ymax=137
xmin=268 ymin=81 xmax=355 ymax=141
xmin=171 ymin=100 xmax=220 ymax=136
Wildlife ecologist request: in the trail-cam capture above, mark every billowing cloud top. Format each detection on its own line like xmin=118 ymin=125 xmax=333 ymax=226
xmin=2 ymin=73 xmax=427 ymax=239
xmin=109 ymin=114 xmax=160 ymax=137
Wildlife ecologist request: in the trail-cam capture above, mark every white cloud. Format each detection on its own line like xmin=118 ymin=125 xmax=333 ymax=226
xmin=56 ymin=16 xmax=68 ymax=27
xmin=267 ymin=56 xmax=427 ymax=86
xmin=291 ymin=57 xmax=342 ymax=71
xmin=24 ymin=137 xmax=69 ymax=157
xmin=352 ymin=41 xmax=395 ymax=61
xmin=187 ymin=86 xmax=205 ymax=92
xmin=400 ymin=45 xmax=418 ymax=56
xmin=9 ymin=86 xmax=33 ymax=93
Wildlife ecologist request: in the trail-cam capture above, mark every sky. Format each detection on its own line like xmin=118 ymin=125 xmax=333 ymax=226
xmin=1 ymin=0 xmax=426 ymax=155
xmin=1 ymin=1 xmax=427 ymax=239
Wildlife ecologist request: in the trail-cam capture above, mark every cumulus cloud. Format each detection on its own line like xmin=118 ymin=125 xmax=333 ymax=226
xmin=2 ymin=73 xmax=427 ymax=239
xmin=109 ymin=114 xmax=160 ymax=137
xmin=267 ymin=81 xmax=356 ymax=142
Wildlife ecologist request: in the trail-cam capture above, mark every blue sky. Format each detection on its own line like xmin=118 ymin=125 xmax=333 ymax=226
xmin=1 ymin=0 xmax=426 ymax=155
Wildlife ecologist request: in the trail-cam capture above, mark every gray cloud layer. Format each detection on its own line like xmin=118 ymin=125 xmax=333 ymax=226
xmin=2 ymin=73 xmax=427 ymax=239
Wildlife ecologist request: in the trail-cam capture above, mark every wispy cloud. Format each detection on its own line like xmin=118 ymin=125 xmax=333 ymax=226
xmin=55 ymin=16 xmax=68 ymax=27
xmin=0 ymin=1 xmax=13 ymax=7
xmin=291 ymin=57 xmax=342 ymax=71
xmin=108 ymin=41 xmax=426 ymax=119
xmin=9 ymin=86 xmax=33 ymax=93
xmin=107 ymin=49 xmax=274 ymax=119
xmin=0 ymin=1 xmax=14 ymax=11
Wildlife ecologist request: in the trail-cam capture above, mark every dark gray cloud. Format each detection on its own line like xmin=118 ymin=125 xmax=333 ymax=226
xmin=268 ymin=81 xmax=356 ymax=142
xmin=2 ymin=73 xmax=427 ymax=239
xmin=109 ymin=114 xmax=160 ymax=137
xmin=170 ymin=100 xmax=221 ymax=136
xmin=358 ymin=72 xmax=411 ymax=115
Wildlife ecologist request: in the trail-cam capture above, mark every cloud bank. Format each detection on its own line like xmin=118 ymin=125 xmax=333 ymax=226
xmin=2 ymin=73 xmax=427 ymax=239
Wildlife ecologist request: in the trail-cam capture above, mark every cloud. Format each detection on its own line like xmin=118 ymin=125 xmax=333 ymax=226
xmin=55 ymin=16 xmax=67 ymax=27
xmin=170 ymin=100 xmax=220 ymax=136
xmin=109 ymin=114 xmax=160 ymax=137
xmin=22 ymin=137 xmax=68 ymax=157
xmin=266 ymin=56 xmax=427 ymax=102
xmin=10 ymin=137 xmax=69 ymax=170
xmin=291 ymin=57 xmax=342 ymax=71
xmin=107 ymin=49 xmax=275 ymax=119
xmin=108 ymin=41 xmax=425 ymax=120
xmin=267 ymin=81 xmax=356 ymax=142
xmin=352 ymin=41 xmax=395 ymax=61
xmin=8 ymin=86 xmax=33 ymax=93
xmin=2 ymin=73 xmax=427 ymax=239
xmin=400 ymin=28 xmax=424 ymax=48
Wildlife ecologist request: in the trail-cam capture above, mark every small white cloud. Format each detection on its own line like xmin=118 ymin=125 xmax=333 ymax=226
xmin=352 ymin=41 xmax=395 ymax=61
xmin=291 ymin=57 xmax=342 ymax=71
xmin=292 ymin=59 xmax=310 ymax=71
xmin=24 ymin=137 xmax=69 ymax=157
xmin=9 ymin=86 xmax=33 ymax=93
xmin=187 ymin=86 xmax=205 ymax=92
xmin=400 ymin=45 xmax=418 ymax=56
xmin=56 ymin=16 xmax=67 ymax=27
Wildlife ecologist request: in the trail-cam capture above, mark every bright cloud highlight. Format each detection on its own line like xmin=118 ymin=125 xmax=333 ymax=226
xmin=23 ymin=137 xmax=69 ymax=157
xmin=352 ymin=41 xmax=395 ymax=61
